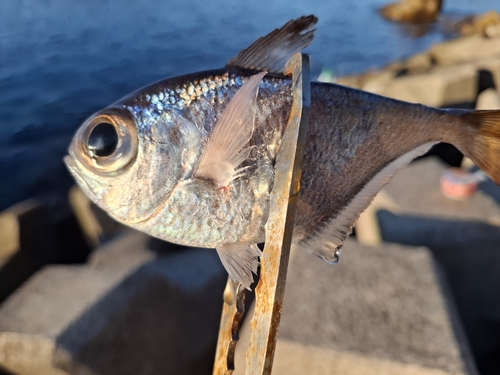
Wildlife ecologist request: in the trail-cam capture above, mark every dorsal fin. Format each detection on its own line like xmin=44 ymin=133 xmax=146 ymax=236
xmin=227 ymin=15 xmax=318 ymax=74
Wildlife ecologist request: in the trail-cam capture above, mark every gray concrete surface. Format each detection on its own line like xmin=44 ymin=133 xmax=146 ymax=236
xmin=234 ymin=240 xmax=473 ymax=375
xmin=0 ymin=231 xmax=227 ymax=375
xmin=378 ymin=157 xmax=500 ymax=375
xmin=383 ymin=158 xmax=500 ymax=222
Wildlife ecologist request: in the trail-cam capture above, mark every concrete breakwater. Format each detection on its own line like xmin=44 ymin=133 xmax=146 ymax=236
xmin=321 ymin=11 xmax=500 ymax=109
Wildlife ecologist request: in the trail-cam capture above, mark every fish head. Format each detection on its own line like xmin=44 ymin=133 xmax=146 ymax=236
xmin=64 ymin=103 xmax=201 ymax=225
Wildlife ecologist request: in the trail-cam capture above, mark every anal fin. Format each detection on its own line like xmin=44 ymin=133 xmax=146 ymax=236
xmin=298 ymin=142 xmax=436 ymax=263
xmin=216 ymin=243 xmax=261 ymax=290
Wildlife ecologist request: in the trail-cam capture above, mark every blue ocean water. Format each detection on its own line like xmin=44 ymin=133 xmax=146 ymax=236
xmin=0 ymin=0 xmax=498 ymax=209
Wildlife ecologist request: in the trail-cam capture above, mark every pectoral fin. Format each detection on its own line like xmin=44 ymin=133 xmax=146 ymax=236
xmin=216 ymin=243 xmax=262 ymax=290
xmin=193 ymin=72 xmax=266 ymax=188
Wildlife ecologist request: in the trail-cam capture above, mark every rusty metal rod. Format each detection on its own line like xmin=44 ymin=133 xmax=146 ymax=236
xmin=213 ymin=279 xmax=247 ymax=375
xmin=212 ymin=52 xmax=310 ymax=375
xmin=244 ymin=53 xmax=311 ymax=375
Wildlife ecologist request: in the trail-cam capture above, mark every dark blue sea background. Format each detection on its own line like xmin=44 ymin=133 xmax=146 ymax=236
xmin=0 ymin=0 xmax=498 ymax=210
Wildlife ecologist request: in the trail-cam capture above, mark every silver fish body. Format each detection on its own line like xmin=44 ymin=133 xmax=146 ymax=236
xmin=65 ymin=17 xmax=500 ymax=288
xmin=67 ymin=70 xmax=292 ymax=247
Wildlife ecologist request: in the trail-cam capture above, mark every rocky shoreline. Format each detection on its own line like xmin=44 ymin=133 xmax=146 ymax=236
xmin=321 ymin=10 xmax=500 ymax=110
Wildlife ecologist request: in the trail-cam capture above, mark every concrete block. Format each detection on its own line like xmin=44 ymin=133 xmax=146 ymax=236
xmin=386 ymin=52 xmax=433 ymax=75
xmin=404 ymin=52 xmax=433 ymax=73
xmin=336 ymin=74 xmax=363 ymax=89
xmin=476 ymin=88 xmax=500 ymax=110
xmin=234 ymin=240 xmax=474 ymax=375
xmin=0 ymin=202 xmax=91 ymax=304
xmin=474 ymin=11 xmax=500 ymax=37
xmin=486 ymin=23 xmax=500 ymax=39
xmin=355 ymin=190 xmax=399 ymax=246
xmin=0 ymin=334 xmax=71 ymax=375
xmin=362 ymin=71 xmax=396 ymax=95
xmin=383 ymin=158 xmax=500 ymax=222
xmin=430 ymin=35 xmax=500 ymax=66
xmin=376 ymin=157 xmax=500 ymax=374
xmin=0 ymin=200 xmax=38 ymax=266
xmin=458 ymin=11 xmax=500 ymax=38
xmin=474 ymin=57 xmax=500 ymax=91
xmin=0 ymin=231 xmax=227 ymax=375
xmin=383 ymin=65 xmax=477 ymax=107
xmin=86 ymin=230 xmax=154 ymax=269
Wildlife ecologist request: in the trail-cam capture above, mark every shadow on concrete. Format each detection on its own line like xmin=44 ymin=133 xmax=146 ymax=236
xmin=53 ymin=248 xmax=229 ymax=375
xmin=378 ymin=210 xmax=500 ymax=375
xmin=0 ymin=206 xmax=90 ymax=304
xmin=0 ymin=365 xmax=15 ymax=375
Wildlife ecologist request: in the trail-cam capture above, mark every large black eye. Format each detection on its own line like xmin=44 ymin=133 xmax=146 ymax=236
xmin=76 ymin=109 xmax=137 ymax=174
xmin=88 ymin=122 xmax=118 ymax=157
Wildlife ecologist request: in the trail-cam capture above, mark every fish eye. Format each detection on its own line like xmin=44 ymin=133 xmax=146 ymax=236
xmin=73 ymin=108 xmax=138 ymax=175
xmin=88 ymin=122 xmax=118 ymax=157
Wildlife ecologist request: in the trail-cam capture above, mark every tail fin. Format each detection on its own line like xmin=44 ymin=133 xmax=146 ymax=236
xmin=461 ymin=110 xmax=500 ymax=185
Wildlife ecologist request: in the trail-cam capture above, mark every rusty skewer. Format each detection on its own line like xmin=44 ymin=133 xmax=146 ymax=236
xmin=212 ymin=52 xmax=311 ymax=375
xmin=245 ymin=52 xmax=311 ymax=375
xmin=212 ymin=279 xmax=247 ymax=374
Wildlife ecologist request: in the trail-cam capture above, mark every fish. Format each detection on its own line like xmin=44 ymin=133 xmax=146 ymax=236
xmin=64 ymin=16 xmax=500 ymax=289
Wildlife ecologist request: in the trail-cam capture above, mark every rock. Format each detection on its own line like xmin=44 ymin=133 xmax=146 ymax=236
xmin=404 ymin=51 xmax=433 ymax=73
xmin=380 ymin=0 xmax=443 ymax=24
xmin=486 ymin=23 xmax=500 ymax=39
xmin=476 ymin=88 xmax=500 ymax=110
xmin=386 ymin=52 xmax=433 ymax=75
xmin=336 ymin=74 xmax=363 ymax=89
xmin=459 ymin=11 xmax=500 ymax=37
xmin=459 ymin=23 xmax=477 ymax=38
xmin=475 ymin=11 xmax=500 ymax=37
xmin=430 ymin=34 xmax=500 ymax=66
xmin=362 ymin=71 xmax=395 ymax=95
xmin=384 ymin=59 xmax=408 ymax=73
xmin=383 ymin=64 xmax=477 ymax=107
xmin=0 ymin=231 xmax=228 ymax=375
xmin=338 ymin=70 xmax=396 ymax=92
xmin=234 ymin=240 xmax=474 ymax=375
